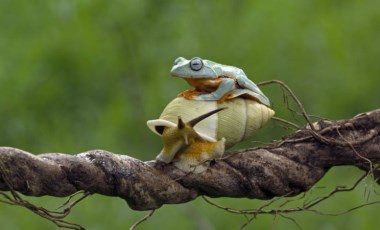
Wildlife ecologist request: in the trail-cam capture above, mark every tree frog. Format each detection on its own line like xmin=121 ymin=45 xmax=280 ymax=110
xmin=170 ymin=57 xmax=270 ymax=106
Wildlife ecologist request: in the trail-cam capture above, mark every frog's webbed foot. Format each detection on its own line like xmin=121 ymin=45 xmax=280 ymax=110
xmin=177 ymin=90 xmax=201 ymax=100
xmin=178 ymin=90 xmax=228 ymax=101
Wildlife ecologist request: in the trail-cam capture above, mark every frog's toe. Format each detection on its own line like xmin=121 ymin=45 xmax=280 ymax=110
xmin=193 ymin=93 xmax=220 ymax=101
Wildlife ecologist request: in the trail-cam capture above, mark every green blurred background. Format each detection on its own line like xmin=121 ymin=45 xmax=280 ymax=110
xmin=1 ymin=0 xmax=379 ymax=229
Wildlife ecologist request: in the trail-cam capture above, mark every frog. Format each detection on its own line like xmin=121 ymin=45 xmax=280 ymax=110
xmin=170 ymin=57 xmax=271 ymax=106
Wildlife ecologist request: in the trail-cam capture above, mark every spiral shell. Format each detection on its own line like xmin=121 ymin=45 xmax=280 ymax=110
xmin=147 ymin=97 xmax=274 ymax=149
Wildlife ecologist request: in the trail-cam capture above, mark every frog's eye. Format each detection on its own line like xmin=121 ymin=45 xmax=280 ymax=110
xmin=190 ymin=57 xmax=203 ymax=71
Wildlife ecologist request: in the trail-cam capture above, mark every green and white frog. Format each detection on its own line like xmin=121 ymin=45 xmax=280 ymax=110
xmin=170 ymin=57 xmax=270 ymax=106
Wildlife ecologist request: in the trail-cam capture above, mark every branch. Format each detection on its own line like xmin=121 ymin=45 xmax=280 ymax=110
xmin=0 ymin=109 xmax=379 ymax=211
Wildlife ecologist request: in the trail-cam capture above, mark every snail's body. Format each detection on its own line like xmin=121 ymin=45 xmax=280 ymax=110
xmin=150 ymin=106 xmax=227 ymax=173
xmin=168 ymin=137 xmax=225 ymax=173
xmin=148 ymin=97 xmax=274 ymax=173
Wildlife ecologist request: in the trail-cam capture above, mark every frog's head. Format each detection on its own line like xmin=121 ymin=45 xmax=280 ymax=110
xmin=170 ymin=57 xmax=218 ymax=79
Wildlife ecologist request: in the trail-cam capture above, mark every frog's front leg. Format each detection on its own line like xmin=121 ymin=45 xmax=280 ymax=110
xmin=193 ymin=78 xmax=235 ymax=101
xmin=235 ymin=74 xmax=270 ymax=106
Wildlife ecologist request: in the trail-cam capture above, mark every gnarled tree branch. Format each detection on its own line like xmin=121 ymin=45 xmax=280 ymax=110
xmin=0 ymin=109 xmax=379 ymax=211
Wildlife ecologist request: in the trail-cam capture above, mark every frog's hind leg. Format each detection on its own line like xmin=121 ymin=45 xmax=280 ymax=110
xmin=236 ymin=76 xmax=271 ymax=106
xmin=231 ymin=89 xmax=271 ymax=106
xmin=194 ymin=78 xmax=235 ymax=101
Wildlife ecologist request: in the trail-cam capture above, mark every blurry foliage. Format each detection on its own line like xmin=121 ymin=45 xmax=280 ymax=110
xmin=0 ymin=0 xmax=380 ymax=229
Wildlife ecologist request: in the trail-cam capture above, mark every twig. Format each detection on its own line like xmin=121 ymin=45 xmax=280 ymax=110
xmin=129 ymin=210 xmax=156 ymax=230
xmin=271 ymin=117 xmax=300 ymax=130
xmin=257 ymin=80 xmax=315 ymax=129
xmin=202 ymin=171 xmax=378 ymax=229
xmin=258 ymin=79 xmax=378 ymax=147
xmin=279 ymin=214 xmax=303 ymax=230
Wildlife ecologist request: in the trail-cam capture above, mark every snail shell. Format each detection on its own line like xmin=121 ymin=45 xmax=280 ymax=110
xmin=147 ymin=97 xmax=275 ymax=149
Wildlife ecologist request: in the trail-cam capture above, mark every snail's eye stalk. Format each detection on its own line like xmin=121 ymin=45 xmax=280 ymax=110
xmin=177 ymin=117 xmax=185 ymax=129
xmin=188 ymin=107 xmax=227 ymax=127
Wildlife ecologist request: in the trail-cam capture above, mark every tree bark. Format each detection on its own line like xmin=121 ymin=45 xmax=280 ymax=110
xmin=0 ymin=109 xmax=379 ymax=211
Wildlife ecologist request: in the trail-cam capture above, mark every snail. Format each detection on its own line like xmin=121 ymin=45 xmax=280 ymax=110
xmin=147 ymin=57 xmax=274 ymax=173
xmin=147 ymin=97 xmax=275 ymax=173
